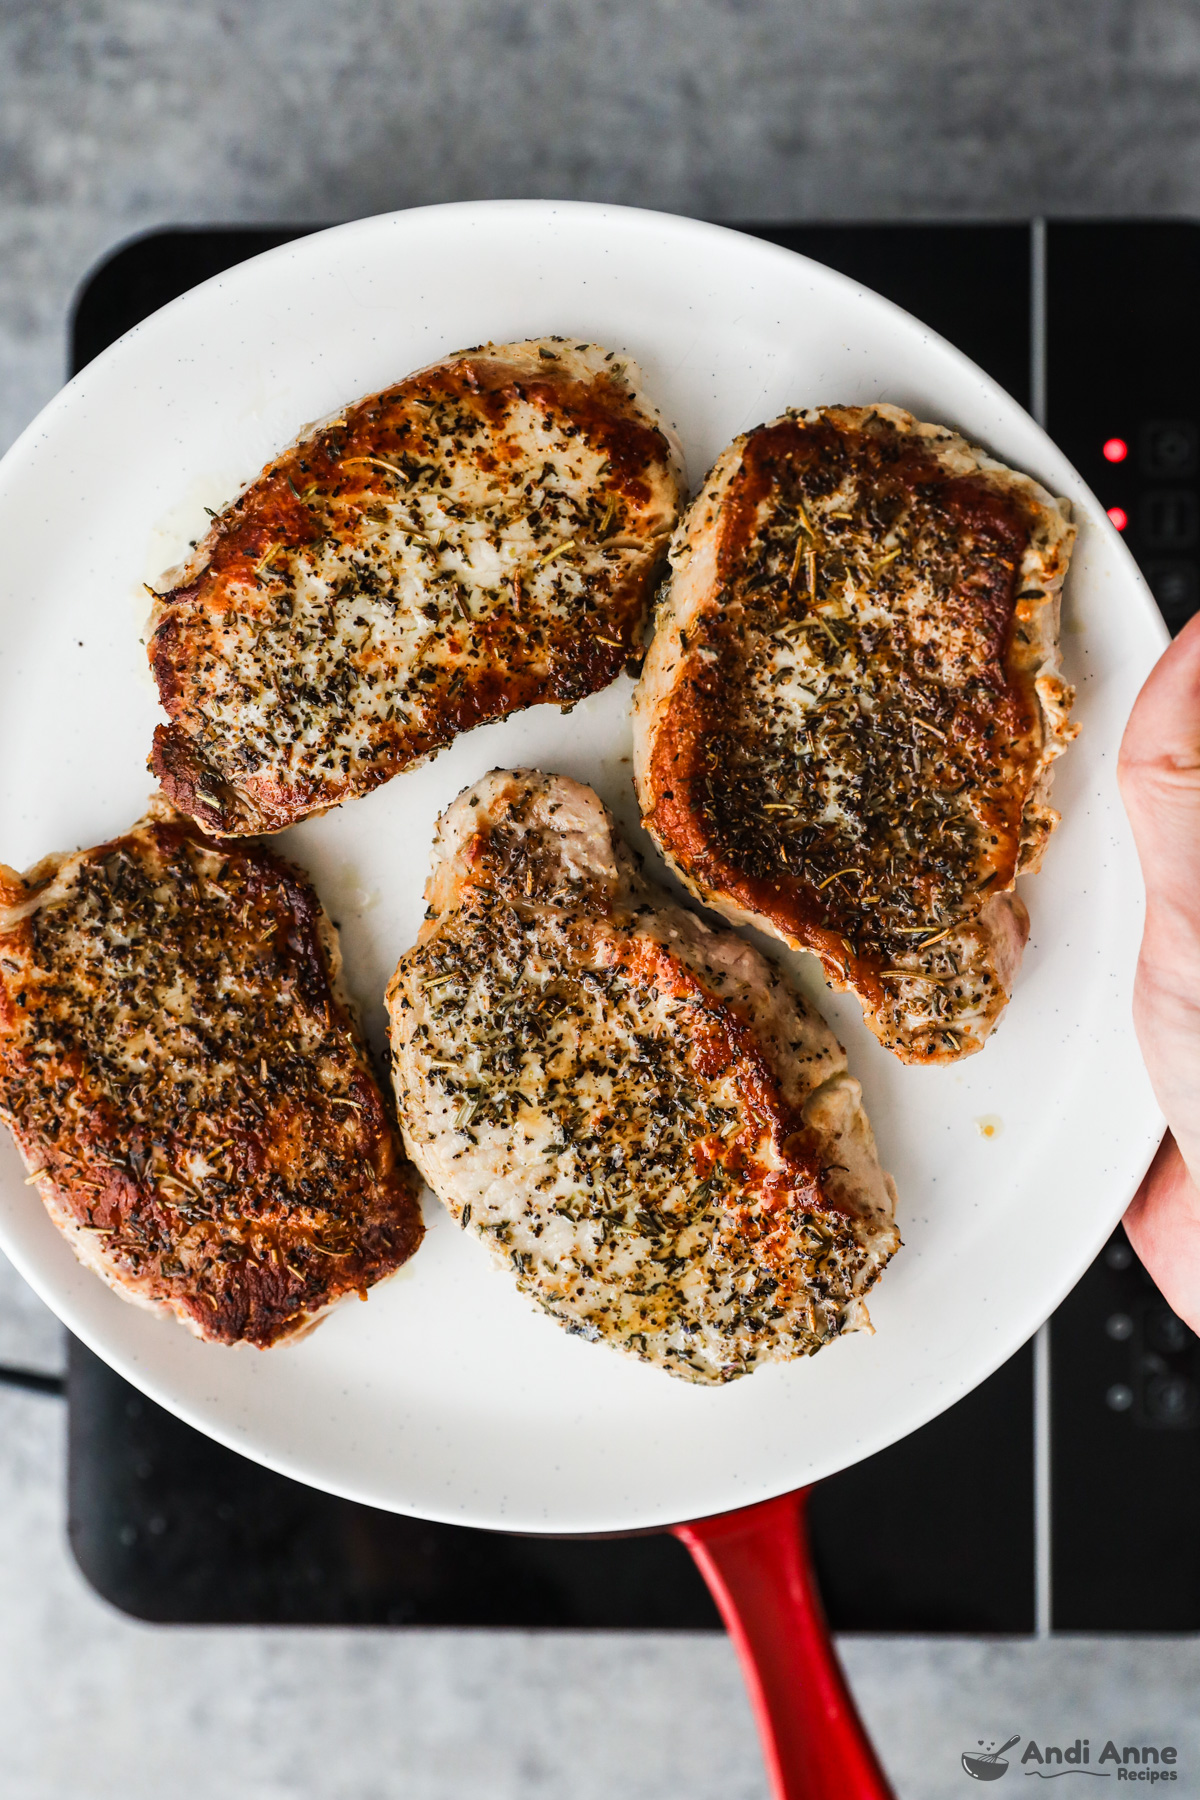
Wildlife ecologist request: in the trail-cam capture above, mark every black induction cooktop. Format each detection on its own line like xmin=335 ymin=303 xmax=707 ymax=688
xmin=62 ymin=220 xmax=1200 ymax=1635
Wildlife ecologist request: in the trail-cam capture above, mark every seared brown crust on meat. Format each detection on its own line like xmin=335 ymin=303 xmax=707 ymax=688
xmin=633 ymin=405 xmax=1077 ymax=1063
xmin=0 ymin=799 xmax=424 ymax=1345
xmin=148 ymin=339 xmax=684 ymax=836
xmin=387 ymin=770 xmax=898 ymax=1385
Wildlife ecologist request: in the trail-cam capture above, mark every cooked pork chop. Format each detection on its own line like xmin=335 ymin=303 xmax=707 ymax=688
xmin=0 ymin=798 xmax=423 ymax=1345
xmin=633 ymin=404 xmax=1077 ymax=1064
xmin=387 ymin=770 xmax=898 ymax=1385
xmin=149 ymin=339 xmax=684 ymax=836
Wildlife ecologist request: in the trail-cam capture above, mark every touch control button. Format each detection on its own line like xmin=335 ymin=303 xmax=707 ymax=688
xmin=1141 ymin=420 xmax=1199 ymax=479
xmin=1146 ymin=560 xmax=1200 ymax=632
xmin=1145 ymin=1305 xmax=1192 ymax=1356
xmin=1144 ymin=1372 xmax=1200 ymax=1427
xmin=1141 ymin=491 xmax=1199 ymax=551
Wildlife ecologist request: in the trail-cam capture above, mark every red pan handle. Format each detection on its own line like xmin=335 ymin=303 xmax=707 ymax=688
xmin=672 ymin=1489 xmax=896 ymax=1800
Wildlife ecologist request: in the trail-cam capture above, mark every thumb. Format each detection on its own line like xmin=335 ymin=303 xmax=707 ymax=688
xmin=1119 ymin=611 xmax=1200 ymax=1172
xmin=1119 ymin=610 xmax=1200 ymax=932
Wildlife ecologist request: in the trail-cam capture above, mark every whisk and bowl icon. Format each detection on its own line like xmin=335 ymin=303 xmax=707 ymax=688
xmin=962 ymin=1735 xmax=1021 ymax=1780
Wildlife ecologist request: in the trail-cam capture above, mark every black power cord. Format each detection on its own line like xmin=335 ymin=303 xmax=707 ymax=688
xmin=0 ymin=1365 xmax=65 ymax=1397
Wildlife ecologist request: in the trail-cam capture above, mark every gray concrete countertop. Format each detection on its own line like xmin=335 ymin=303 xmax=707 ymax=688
xmin=2 ymin=3 xmax=1200 ymax=1792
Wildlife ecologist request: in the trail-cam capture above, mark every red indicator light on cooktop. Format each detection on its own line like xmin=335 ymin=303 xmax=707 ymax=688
xmin=1107 ymin=506 xmax=1129 ymax=531
xmin=1103 ymin=437 xmax=1129 ymax=464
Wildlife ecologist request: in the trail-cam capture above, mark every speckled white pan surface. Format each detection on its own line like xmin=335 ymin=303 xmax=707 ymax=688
xmin=0 ymin=202 xmax=1166 ymax=1531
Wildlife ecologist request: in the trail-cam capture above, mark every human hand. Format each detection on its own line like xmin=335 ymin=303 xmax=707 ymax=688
xmin=1118 ymin=610 xmax=1200 ymax=1332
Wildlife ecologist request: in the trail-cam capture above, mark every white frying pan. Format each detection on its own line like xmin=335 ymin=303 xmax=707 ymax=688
xmin=0 ymin=205 xmax=1164 ymax=1798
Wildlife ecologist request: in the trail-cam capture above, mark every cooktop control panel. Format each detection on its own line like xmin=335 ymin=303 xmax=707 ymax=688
xmin=65 ymin=220 xmax=1199 ymax=1636
xmin=1053 ymin=1228 xmax=1200 ymax=1630
xmin=1047 ymin=221 xmax=1200 ymax=639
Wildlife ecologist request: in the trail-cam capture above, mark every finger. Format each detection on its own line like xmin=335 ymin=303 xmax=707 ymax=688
xmin=1124 ymin=1131 xmax=1200 ymax=1335
xmin=1120 ymin=608 xmax=1200 ymax=777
